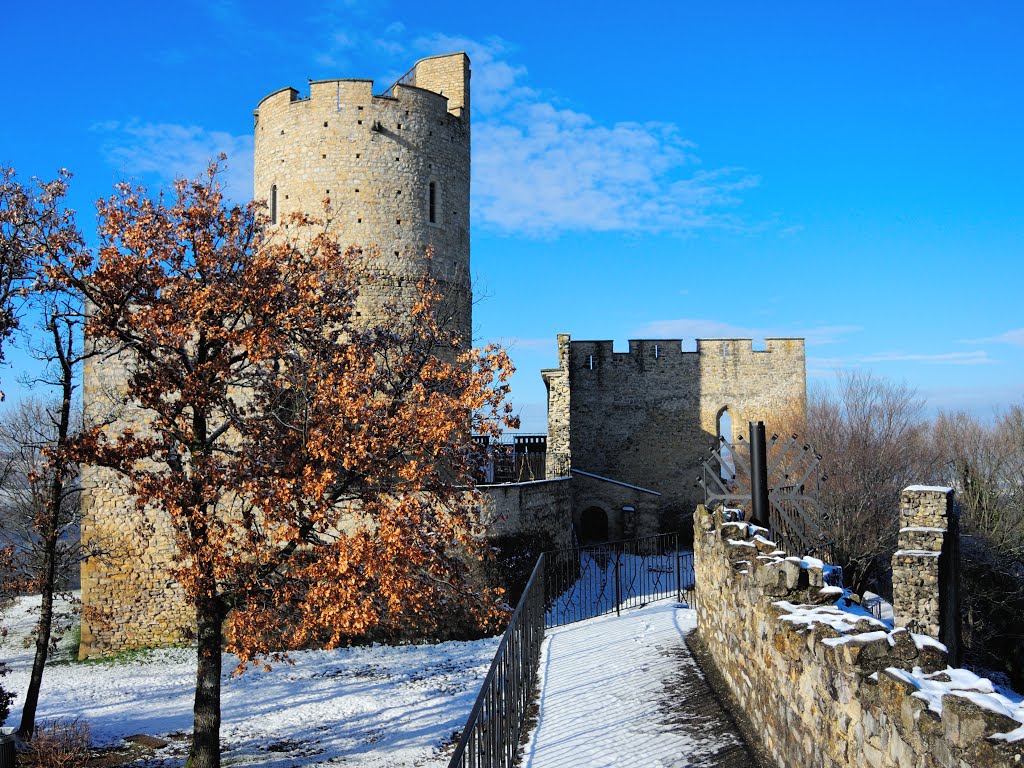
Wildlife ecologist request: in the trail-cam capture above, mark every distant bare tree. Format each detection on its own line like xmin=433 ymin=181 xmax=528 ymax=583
xmin=0 ymin=167 xmax=94 ymax=739
xmin=779 ymin=372 xmax=939 ymax=595
xmin=0 ymin=168 xmax=70 ymax=401
xmin=934 ymin=406 xmax=1024 ymax=687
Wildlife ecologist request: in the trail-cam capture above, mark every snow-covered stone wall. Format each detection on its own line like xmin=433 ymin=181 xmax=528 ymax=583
xmin=693 ymin=504 xmax=1024 ymax=768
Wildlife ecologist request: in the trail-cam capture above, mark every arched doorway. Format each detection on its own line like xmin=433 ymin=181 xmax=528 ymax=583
xmin=579 ymin=506 xmax=609 ymax=544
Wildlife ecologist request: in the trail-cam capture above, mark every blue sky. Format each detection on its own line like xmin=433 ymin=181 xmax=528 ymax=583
xmin=3 ymin=1 xmax=1022 ymax=432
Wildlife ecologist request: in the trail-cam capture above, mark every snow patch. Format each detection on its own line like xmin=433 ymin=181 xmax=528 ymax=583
xmin=886 ymin=666 xmax=1024 ymax=741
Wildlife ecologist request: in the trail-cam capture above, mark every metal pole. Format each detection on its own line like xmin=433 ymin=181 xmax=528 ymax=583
xmin=749 ymin=420 xmax=770 ymax=528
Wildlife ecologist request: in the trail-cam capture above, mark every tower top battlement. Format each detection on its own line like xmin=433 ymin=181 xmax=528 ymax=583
xmin=254 ymin=52 xmax=470 ymax=124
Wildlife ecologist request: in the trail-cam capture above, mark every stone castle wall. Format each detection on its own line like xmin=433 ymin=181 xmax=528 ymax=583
xmin=693 ymin=498 xmax=1022 ymax=767
xmin=543 ymin=334 xmax=806 ymax=532
xmin=79 ymin=343 xmax=195 ymax=656
xmin=79 ymin=54 xmax=473 ymax=658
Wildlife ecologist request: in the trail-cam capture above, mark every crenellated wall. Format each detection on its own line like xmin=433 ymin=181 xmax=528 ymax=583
xmin=693 ymin=500 xmax=1023 ymax=768
xmin=543 ymin=334 xmax=806 ymax=533
xmin=253 ymin=52 xmax=472 ymax=345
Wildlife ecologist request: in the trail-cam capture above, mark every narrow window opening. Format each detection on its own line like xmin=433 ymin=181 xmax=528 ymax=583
xmin=355 ymin=153 xmax=360 ymax=159
xmin=323 ymin=121 xmax=328 ymax=127
xmin=429 ymin=181 xmax=436 ymax=223
xmin=588 ymin=354 xmax=595 ymax=370
xmin=322 ymin=154 xmax=327 ymax=159
xmin=654 ymin=343 xmax=660 ymax=359
xmin=717 ymin=407 xmax=734 ymax=481
xmin=270 ymin=185 xmax=277 ymax=224
xmin=396 ymin=218 xmax=401 ymax=225
xmin=357 ymin=119 xmax=363 ymax=125
xmin=397 ymin=123 xmax=402 ymax=130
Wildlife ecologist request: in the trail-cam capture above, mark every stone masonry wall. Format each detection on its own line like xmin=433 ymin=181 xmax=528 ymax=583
xmin=544 ymin=335 xmax=806 ymax=532
xmin=694 ymin=503 xmax=1023 ymax=767
xmin=479 ymin=478 xmax=574 ymax=551
xmin=79 ymin=344 xmax=194 ymax=657
xmin=892 ymin=486 xmax=962 ymax=665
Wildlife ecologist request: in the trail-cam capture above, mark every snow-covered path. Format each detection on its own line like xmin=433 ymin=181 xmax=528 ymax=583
xmin=521 ymin=603 xmax=753 ymax=768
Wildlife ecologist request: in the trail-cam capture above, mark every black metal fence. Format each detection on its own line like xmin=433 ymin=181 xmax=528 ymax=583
xmin=544 ymin=533 xmax=694 ymax=628
xmin=447 ymin=554 xmax=547 ymax=768
xmin=472 ymin=435 xmax=571 ymax=483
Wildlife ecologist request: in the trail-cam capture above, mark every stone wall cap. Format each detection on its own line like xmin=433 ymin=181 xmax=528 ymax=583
xmin=570 ymin=469 xmax=662 ymax=496
xmin=904 ymin=485 xmax=954 ymax=493
xmin=479 ymin=477 xmax=571 ymax=489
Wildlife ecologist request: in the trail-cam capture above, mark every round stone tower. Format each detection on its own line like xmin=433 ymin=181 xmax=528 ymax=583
xmin=253 ymin=52 xmax=472 ymax=345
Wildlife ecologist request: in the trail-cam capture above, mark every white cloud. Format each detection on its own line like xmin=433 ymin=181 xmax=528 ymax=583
xmin=634 ymin=319 xmax=859 ymax=346
xmin=967 ymin=328 xmax=1024 ymax=346
xmin=409 ymin=34 xmax=758 ymax=237
xmin=860 ymin=351 xmax=993 ymax=365
xmin=94 ymin=121 xmax=254 ymax=202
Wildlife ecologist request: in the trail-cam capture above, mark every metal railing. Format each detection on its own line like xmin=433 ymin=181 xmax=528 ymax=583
xmin=545 ymin=533 xmax=694 ymax=628
xmin=447 ymin=554 xmax=547 ymax=768
xmin=473 ymin=434 xmax=570 ymax=483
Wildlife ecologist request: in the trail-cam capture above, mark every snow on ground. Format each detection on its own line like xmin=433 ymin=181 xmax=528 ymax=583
xmin=2 ymin=594 xmax=498 ymax=766
xmin=522 ymin=602 xmax=728 ymax=768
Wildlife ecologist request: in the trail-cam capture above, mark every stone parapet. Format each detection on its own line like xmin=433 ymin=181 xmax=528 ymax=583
xmin=693 ymin=503 xmax=1023 ymax=767
xmin=892 ymin=486 xmax=961 ymax=663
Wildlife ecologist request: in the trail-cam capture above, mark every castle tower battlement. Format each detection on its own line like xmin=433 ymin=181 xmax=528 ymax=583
xmin=253 ymin=52 xmax=472 ymax=343
xmin=543 ymin=334 xmax=806 ymax=533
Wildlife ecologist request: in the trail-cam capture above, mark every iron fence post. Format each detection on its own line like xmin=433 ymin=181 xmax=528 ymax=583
xmin=614 ymin=550 xmax=621 ymax=617
xmin=676 ymin=548 xmax=682 ymax=603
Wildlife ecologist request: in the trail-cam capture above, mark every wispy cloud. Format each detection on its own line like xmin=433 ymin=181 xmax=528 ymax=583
xmin=966 ymin=328 xmax=1024 ymax=346
xmin=860 ymin=351 xmax=993 ymax=365
xmin=634 ymin=319 xmax=859 ymax=346
xmin=806 ymin=350 xmax=994 ymax=380
xmin=93 ymin=121 xmax=254 ymax=201
xmin=499 ymin=337 xmax=557 ymax=353
xmin=402 ymin=34 xmax=757 ymax=237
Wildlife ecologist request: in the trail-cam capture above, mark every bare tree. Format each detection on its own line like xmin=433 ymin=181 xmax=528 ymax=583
xmin=0 ymin=167 xmax=45 ymax=400
xmin=786 ymin=372 xmax=939 ymax=595
xmin=0 ymin=167 xmax=95 ymax=739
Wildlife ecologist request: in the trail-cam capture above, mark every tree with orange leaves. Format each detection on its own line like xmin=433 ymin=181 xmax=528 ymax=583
xmin=49 ymin=164 xmax=515 ymax=768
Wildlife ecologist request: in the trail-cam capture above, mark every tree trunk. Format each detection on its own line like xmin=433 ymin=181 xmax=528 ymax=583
xmin=16 ymin=541 xmax=56 ymax=739
xmin=189 ymin=597 xmax=225 ymax=768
